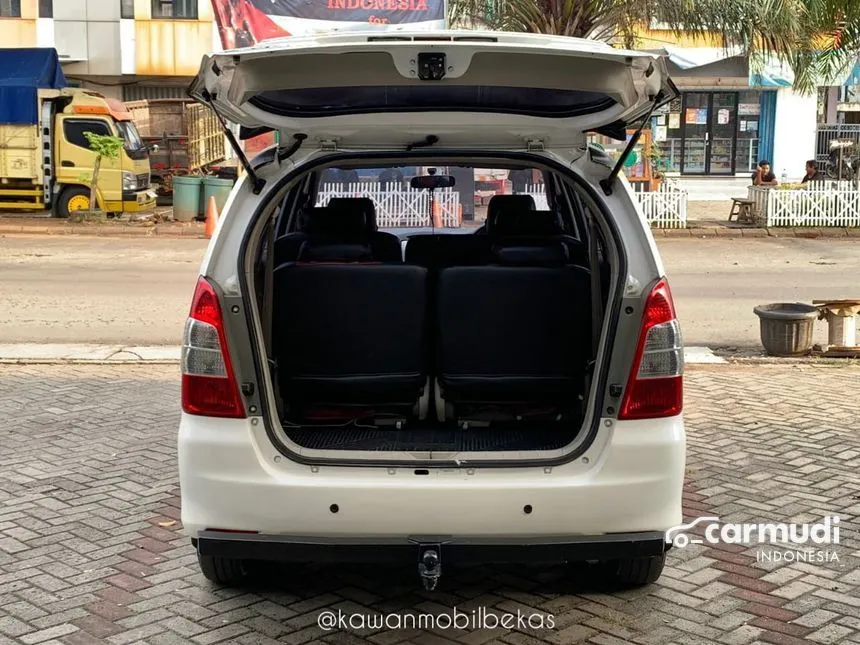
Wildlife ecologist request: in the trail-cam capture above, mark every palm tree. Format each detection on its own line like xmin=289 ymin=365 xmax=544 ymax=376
xmin=447 ymin=0 xmax=860 ymax=93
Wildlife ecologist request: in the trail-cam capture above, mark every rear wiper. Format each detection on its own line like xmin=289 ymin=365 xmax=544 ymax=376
xmin=598 ymin=98 xmax=661 ymax=197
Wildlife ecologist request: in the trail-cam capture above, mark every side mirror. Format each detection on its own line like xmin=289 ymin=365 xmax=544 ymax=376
xmin=149 ymin=144 xmax=160 ymax=153
xmin=410 ymin=174 xmax=455 ymax=190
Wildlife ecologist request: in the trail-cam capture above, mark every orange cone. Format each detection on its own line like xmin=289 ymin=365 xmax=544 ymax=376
xmin=204 ymin=196 xmax=218 ymax=238
xmin=432 ymin=200 xmax=442 ymax=228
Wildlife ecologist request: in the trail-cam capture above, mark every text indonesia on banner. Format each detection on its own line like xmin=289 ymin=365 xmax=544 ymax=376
xmin=211 ymin=0 xmax=447 ymax=49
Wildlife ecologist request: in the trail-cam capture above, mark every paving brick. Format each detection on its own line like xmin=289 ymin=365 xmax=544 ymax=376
xmin=0 ymin=364 xmax=858 ymax=645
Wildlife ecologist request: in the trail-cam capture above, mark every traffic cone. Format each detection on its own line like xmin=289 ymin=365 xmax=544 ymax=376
xmin=204 ymin=196 xmax=218 ymax=238
xmin=432 ymin=200 xmax=442 ymax=228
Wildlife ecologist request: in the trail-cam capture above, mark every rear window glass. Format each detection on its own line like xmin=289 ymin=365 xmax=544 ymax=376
xmin=250 ymin=86 xmax=616 ymax=118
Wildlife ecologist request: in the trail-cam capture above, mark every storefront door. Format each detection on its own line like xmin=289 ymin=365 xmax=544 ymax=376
xmin=680 ymin=92 xmax=738 ymax=175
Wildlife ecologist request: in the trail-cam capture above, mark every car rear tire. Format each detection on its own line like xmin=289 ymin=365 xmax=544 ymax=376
xmin=197 ymin=553 xmax=249 ymax=585
xmin=594 ymin=553 xmax=666 ymax=588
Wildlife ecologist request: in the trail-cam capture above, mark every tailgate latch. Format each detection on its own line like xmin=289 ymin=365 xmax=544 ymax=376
xmin=526 ymin=138 xmax=545 ymax=152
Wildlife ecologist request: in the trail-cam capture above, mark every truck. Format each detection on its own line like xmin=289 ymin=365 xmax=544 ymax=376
xmin=125 ymin=99 xmax=227 ymax=198
xmin=0 ymin=48 xmax=156 ymax=217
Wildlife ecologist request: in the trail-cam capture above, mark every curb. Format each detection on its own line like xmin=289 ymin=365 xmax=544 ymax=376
xmin=653 ymin=226 xmax=860 ymax=239
xmin=3 ymin=222 xmax=860 ymax=239
xmin=0 ymin=223 xmax=208 ymax=238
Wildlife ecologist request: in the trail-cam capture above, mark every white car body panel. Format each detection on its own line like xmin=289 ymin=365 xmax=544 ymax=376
xmin=178 ymin=412 xmax=685 ymax=538
xmin=188 ymin=30 xmax=675 ymax=150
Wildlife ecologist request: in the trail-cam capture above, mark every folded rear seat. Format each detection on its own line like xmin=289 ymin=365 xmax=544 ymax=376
xmin=272 ymin=200 xmax=429 ymax=417
xmin=436 ymin=216 xmax=592 ymax=413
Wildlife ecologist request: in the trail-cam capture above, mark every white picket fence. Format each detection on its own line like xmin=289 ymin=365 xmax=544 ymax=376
xmin=751 ymin=182 xmax=860 ymax=227
xmin=317 ymin=183 xmax=461 ymax=227
xmin=524 ymin=182 xmax=688 ymax=229
xmin=636 ymin=181 xmax=688 ymax=229
xmin=317 ymin=181 xmax=688 ymax=229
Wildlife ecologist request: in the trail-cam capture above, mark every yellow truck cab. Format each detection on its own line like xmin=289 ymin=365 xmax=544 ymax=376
xmin=51 ymin=90 xmax=156 ymax=217
xmin=0 ymin=48 xmax=155 ymax=217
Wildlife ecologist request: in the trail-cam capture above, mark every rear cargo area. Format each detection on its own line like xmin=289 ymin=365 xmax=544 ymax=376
xmin=258 ymin=173 xmax=611 ymax=457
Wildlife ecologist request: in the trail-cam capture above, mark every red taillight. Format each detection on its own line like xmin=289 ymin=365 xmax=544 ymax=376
xmin=619 ymin=278 xmax=684 ymax=420
xmin=180 ymin=277 xmax=246 ymax=418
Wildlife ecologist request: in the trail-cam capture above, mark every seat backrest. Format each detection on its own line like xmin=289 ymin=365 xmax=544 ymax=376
xmin=272 ymin=263 xmax=429 ymax=404
xmin=490 ymin=210 xmax=588 ymax=268
xmin=404 ymin=234 xmax=493 ymax=270
xmin=276 ymin=200 xmax=401 ymax=264
xmin=436 ymin=262 xmax=591 ymax=401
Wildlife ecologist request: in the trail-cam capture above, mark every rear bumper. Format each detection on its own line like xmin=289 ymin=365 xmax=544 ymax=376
xmin=178 ymin=414 xmax=686 ymax=539
xmin=195 ymin=530 xmax=667 ymax=564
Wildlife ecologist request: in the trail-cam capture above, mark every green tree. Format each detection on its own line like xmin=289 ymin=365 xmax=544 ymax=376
xmin=447 ymin=0 xmax=860 ymax=93
xmin=82 ymin=132 xmax=124 ymax=212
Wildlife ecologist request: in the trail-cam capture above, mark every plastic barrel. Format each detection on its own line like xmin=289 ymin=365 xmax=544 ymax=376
xmin=202 ymin=176 xmax=234 ymax=219
xmin=753 ymin=303 xmax=819 ymax=356
xmin=172 ymin=176 xmax=202 ymax=222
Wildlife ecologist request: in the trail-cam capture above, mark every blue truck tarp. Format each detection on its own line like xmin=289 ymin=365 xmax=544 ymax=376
xmin=0 ymin=48 xmax=67 ymax=125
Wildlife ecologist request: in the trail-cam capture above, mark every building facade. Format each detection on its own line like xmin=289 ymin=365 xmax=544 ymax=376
xmin=638 ymin=28 xmax=818 ymax=180
xmin=0 ymin=0 xmax=221 ymax=100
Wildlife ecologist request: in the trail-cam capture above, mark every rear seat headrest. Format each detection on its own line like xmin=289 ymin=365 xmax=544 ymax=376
xmin=491 ymin=210 xmax=564 ymax=237
xmin=327 ymin=197 xmax=378 ymax=233
xmin=301 ymin=202 xmax=365 ymax=239
xmin=486 ymin=195 xmax=535 ymax=233
xmin=493 ymin=242 xmax=569 ymax=267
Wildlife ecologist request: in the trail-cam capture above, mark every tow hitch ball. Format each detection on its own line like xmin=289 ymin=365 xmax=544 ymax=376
xmin=418 ymin=546 xmax=441 ymax=591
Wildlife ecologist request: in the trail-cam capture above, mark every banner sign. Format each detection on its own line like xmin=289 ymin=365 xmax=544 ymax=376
xmin=211 ymin=0 xmax=446 ymax=49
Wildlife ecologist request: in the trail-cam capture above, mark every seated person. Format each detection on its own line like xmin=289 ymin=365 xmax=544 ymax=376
xmin=801 ymin=159 xmax=822 ymax=184
xmin=752 ymin=160 xmax=778 ymax=186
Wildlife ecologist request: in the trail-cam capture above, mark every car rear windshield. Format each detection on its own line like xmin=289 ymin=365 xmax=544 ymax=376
xmin=250 ymin=86 xmax=616 ymax=118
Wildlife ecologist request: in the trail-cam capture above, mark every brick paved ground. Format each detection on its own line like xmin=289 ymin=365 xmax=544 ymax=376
xmin=0 ymin=364 xmax=857 ymax=645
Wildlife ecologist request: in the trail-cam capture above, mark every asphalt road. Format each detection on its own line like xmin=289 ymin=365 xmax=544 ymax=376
xmin=0 ymin=235 xmax=858 ymax=347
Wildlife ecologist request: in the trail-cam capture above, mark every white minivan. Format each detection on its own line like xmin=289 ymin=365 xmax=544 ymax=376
xmin=178 ymin=30 xmax=686 ymax=591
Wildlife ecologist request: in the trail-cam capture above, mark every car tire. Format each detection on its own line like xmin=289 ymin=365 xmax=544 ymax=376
xmin=53 ymin=186 xmax=91 ymax=218
xmin=594 ymin=553 xmax=666 ymax=588
xmin=197 ymin=553 xmax=249 ymax=585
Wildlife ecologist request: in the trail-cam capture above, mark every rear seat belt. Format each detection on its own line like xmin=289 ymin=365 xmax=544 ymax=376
xmin=261 ymin=216 xmax=282 ymax=414
xmin=583 ymin=205 xmax=604 ymax=412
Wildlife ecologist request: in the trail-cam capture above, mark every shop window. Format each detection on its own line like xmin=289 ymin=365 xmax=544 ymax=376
xmin=121 ymin=0 xmax=135 ymax=19
xmin=38 ymin=0 xmax=51 ymax=17
xmin=151 ymin=0 xmax=198 ymax=19
xmin=735 ymin=91 xmax=762 ymax=173
xmin=0 ymin=0 xmax=21 ymax=17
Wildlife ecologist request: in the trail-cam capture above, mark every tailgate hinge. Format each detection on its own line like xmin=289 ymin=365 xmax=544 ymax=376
xmin=526 ymin=138 xmax=545 ymax=152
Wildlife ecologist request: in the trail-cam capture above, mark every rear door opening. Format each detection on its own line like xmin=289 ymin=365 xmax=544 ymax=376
xmin=246 ymin=161 xmax=621 ymax=462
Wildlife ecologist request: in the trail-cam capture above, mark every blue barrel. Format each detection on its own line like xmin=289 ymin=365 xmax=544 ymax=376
xmin=172 ymin=175 xmax=202 ymax=222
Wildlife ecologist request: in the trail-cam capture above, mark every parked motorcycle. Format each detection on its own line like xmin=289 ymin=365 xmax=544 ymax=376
xmin=825 ymin=140 xmax=860 ymax=181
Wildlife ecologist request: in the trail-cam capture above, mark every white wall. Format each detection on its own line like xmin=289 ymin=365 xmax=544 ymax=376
xmin=772 ymin=88 xmax=818 ymax=181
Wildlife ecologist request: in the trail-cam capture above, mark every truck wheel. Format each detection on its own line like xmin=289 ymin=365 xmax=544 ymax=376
xmin=53 ymin=187 xmax=91 ymax=218
xmin=197 ymin=553 xmax=249 ymax=586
